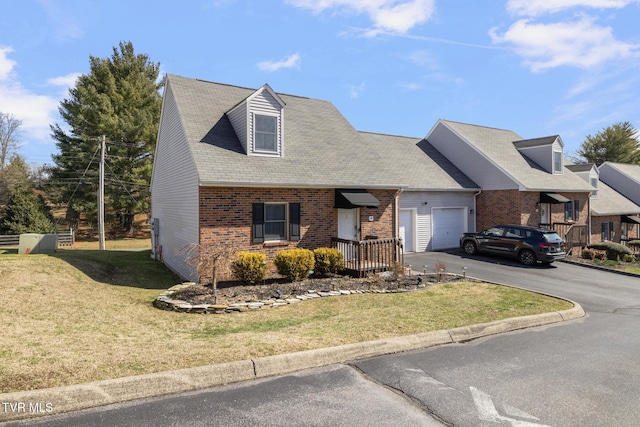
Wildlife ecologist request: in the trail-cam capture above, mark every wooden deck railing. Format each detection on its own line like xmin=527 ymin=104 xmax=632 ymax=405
xmin=331 ymin=237 xmax=404 ymax=278
xmin=553 ymin=223 xmax=588 ymax=255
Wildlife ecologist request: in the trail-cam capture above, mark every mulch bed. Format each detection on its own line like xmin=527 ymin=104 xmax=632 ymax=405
xmin=171 ymin=273 xmax=467 ymax=306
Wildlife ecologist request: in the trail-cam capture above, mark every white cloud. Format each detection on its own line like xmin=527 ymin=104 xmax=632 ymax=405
xmin=506 ymin=0 xmax=638 ymax=17
xmin=47 ymin=72 xmax=81 ymax=87
xmin=489 ymin=17 xmax=640 ymax=71
xmin=0 ymin=46 xmax=17 ymax=81
xmin=349 ymin=81 xmax=366 ymax=98
xmin=257 ymin=53 xmax=301 ymax=72
xmin=0 ymin=47 xmax=74 ymax=143
xmin=287 ymin=0 xmax=436 ymax=35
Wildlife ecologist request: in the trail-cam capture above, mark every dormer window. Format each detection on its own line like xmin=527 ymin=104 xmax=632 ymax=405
xmin=226 ymin=84 xmax=285 ymax=157
xmin=553 ymin=151 xmax=563 ymax=174
xmin=254 ymin=115 xmax=278 ymax=152
xmin=590 ymin=177 xmax=598 ymax=198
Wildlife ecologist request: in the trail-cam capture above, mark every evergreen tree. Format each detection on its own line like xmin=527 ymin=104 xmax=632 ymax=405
xmin=48 ymin=41 xmax=163 ymax=233
xmin=0 ymin=156 xmax=54 ymax=234
xmin=575 ymin=122 xmax=640 ymax=166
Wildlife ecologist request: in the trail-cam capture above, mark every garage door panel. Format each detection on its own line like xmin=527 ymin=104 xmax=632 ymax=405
xmin=432 ymin=208 xmax=466 ymax=250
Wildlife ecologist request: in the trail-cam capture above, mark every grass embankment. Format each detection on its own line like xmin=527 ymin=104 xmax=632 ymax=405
xmin=0 ymin=246 xmax=572 ymax=393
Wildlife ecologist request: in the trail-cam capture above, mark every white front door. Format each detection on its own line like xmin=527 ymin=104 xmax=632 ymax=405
xmin=338 ymin=208 xmax=359 ymax=241
xmin=540 ymin=203 xmax=550 ymax=225
xmin=399 ymin=209 xmax=415 ymax=252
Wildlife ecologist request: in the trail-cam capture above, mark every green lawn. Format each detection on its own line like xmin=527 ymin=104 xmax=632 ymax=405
xmin=0 ymin=246 xmax=572 ymax=393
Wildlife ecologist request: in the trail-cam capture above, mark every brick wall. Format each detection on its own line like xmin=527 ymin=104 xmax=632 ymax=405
xmin=476 ymin=190 xmax=521 ymax=231
xmin=476 ymin=190 xmax=590 ymax=231
xmin=198 ymin=187 xmax=397 ymax=279
xmin=591 ymin=215 xmax=639 ymax=244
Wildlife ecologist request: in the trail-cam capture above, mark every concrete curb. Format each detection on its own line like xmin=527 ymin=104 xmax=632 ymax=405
xmin=560 ymin=258 xmax=640 ymax=278
xmin=0 ymin=301 xmax=584 ymax=423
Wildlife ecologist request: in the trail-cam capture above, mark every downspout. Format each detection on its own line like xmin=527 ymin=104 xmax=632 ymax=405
xmin=587 ymin=195 xmax=591 ymax=246
xmin=395 ymin=188 xmax=404 ymax=240
xmin=472 ymin=190 xmax=481 ymax=232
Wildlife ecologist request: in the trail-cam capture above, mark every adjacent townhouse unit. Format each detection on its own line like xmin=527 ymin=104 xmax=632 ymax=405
xmin=597 ymin=162 xmax=640 ymax=242
xmin=425 ymin=120 xmax=595 ymax=253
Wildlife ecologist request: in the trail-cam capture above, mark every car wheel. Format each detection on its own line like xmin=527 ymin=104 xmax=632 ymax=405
xmin=518 ymin=249 xmax=536 ymax=266
xmin=463 ymin=241 xmax=477 ymax=255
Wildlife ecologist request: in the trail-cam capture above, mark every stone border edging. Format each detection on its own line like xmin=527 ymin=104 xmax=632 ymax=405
xmin=0 ymin=297 xmax=584 ymax=422
xmin=153 ymin=280 xmax=440 ymax=314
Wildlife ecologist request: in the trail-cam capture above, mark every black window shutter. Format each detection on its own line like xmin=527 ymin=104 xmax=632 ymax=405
xmin=574 ymin=200 xmax=580 ymax=221
xmin=252 ymin=203 xmax=265 ymax=243
xmin=289 ymin=203 xmax=301 ymax=241
xmin=564 ymin=202 xmax=571 ymax=222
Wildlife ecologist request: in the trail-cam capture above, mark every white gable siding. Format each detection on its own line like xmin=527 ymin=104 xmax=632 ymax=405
xmin=600 ymin=164 xmax=640 ymax=206
xmin=428 ymin=124 xmax=518 ymax=190
xmin=400 ymin=191 xmax=475 ymax=252
xmin=517 ymin=145 xmax=553 ymax=173
xmin=151 ymin=82 xmax=200 ymax=281
xmin=227 ymin=102 xmax=248 ymax=154
xmin=249 ymin=90 xmax=283 ymax=156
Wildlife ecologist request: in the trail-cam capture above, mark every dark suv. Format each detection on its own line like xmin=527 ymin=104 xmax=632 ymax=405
xmin=460 ymin=224 xmax=566 ymax=266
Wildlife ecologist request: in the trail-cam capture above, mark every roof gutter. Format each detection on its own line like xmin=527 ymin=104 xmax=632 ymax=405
xmin=198 ymin=181 xmax=408 ymax=190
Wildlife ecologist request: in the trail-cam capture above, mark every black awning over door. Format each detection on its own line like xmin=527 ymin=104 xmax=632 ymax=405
xmin=540 ymin=192 xmax=571 ymax=204
xmin=334 ymin=189 xmax=381 ymax=209
xmin=621 ymin=215 xmax=640 ymax=224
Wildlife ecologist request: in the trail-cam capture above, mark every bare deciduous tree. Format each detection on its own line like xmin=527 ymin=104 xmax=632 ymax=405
xmin=0 ymin=113 xmax=22 ymax=171
xmin=179 ymin=242 xmax=239 ymax=290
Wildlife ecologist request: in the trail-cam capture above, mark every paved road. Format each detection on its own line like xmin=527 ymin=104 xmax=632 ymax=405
xmin=4 ymin=251 xmax=638 ymax=426
xmin=356 ymin=250 xmax=640 ymax=426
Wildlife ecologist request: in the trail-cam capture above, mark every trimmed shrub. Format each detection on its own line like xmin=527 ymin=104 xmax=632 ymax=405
xmin=623 ymin=254 xmax=636 ymax=263
xmin=581 ymin=249 xmax=595 ymax=260
xmin=231 ymin=252 xmax=268 ymax=284
xmin=274 ymin=248 xmax=315 ymax=281
xmin=313 ymin=247 xmax=344 ymax=276
xmin=587 ymin=242 xmax=633 ymax=261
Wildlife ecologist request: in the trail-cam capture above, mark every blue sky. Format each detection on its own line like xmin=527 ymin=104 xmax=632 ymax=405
xmin=1 ymin=0 xmax=639 ymax=166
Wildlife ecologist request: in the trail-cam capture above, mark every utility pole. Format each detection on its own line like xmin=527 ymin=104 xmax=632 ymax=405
xmin=98 ymin=135 xmax=106 ymax=250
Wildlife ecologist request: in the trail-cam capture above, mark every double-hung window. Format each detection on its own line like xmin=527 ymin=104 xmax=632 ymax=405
xmin=264 ymin=203 xmax=286 ymax=241
xmin=602 ymin=221 xmax=614 ymax=241
xmin=553 ymin=151 xmax=563 ymax=174
xmin=252 ymin=203 xmax=301 ymax=243
xmin=254 ymin=115 xmax=277 ymax=153
xmin=564 ymin=200 xmax=580 ymax=222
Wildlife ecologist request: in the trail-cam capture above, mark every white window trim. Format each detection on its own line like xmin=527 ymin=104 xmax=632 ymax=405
xmin=553 ymin=150 xmax=563 ymax=175
xmin=252 ymin=113 xmax=280 ymax=155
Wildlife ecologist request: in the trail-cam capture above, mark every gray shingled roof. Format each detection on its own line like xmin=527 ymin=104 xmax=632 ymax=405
xmin=601 ymin=162 xmax=640 ymax=183
xmin=359 ymin=132 xmax=479 ymax=191
xmin=591 ymin=180 xmax=640 ymax=216
xmin=440 ymin=120 xmax=593 ymax=192
xmin=166 ymin=75 xmax=478 ymax=190
xmin=168 ymin=74 xmax=402 ymax=188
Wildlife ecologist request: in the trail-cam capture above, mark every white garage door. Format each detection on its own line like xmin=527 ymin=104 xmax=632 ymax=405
xmin=432 ymin=208 xmax=466 ymax=250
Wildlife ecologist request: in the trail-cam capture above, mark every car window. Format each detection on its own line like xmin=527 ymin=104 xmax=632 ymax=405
xmin=484 ymin=226 xmax=505 ymax=237
xmin=542 ymin=232 xmax=562 ymax=242
xmin=506 ymin=228 xmax=523 ymax=238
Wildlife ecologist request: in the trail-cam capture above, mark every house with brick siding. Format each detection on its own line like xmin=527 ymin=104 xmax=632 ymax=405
xmin=595 ymin=162 xmax=640 ymax=242
xmin=425 ymin=119 xmax=594 ymax=252
xmin=150 ymin=75 xmax=406 ymax=281
xmin=151 ymin=75 xmax=484 ymax=281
